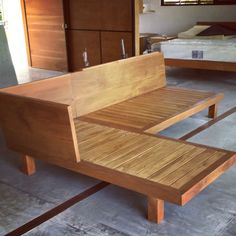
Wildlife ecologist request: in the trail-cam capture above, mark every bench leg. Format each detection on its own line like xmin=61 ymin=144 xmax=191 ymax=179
xmin=22 ymin=155 xmax=36 ymax=176
xmin=208 ymin=104 xmax=218 ymax=119
xmin=147 ymin=196 xmax=164 ymax=224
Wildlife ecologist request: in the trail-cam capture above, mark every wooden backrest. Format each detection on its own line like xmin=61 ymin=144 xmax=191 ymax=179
xmin=1 ymin=74 xmax=73 ymax=105
xmin=71 ymin=52 xmax=166 ymax=117
xmin=0 ymin=92 xmax=80 ymax=163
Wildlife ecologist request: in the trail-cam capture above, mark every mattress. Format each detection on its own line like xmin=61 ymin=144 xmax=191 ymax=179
xmin=153 ymin=38 xmax=236 ymax=62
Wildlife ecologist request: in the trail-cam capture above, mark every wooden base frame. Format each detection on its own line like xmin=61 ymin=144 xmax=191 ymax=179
xmin=165 ymin=59 xmax=236 ymax=72
xmin=208 ymin=104 xmax=218 ymax=119
xmin=148 ymin=197 xmax=164 ymax=224
xmin=22 ymin=155 xmax=36 ymax=176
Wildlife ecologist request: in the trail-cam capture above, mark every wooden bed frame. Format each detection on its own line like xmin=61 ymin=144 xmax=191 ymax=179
xmin=165 ymin=22 xmax=236 ymax=72
xmin=0 ymin=53 xmax=235 ymax=224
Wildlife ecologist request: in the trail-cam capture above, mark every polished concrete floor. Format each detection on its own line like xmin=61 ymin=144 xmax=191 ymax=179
xmin=0 ymin=67 xmax=236 ymax=236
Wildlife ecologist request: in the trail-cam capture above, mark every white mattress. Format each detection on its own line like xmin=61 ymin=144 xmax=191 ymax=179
xmin=155 ymin=38 xmax=236 ymax=62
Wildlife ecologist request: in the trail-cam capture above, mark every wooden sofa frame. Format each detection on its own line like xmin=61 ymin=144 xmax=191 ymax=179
xmin=0 ymin=52 xmax=235 ymax=224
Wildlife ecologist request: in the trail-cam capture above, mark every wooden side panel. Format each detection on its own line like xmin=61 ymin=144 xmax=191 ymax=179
xmin=68 ymin=30 xmax=101 ymax=71
xmin=0 ymin=92 xmax=80 ymax=163
xmin=68 ymin=0 xmax=102 ymax=30
xmin=1 ymin=75 xmax=73 ymax=104
xmin=24 ymin=0 xmax=68 ymax=71
xmin=101 ymin=32 xmax=133 ymax=63
xmin=101 ymin=0 xmax=133 ymax=31
xmin=71 ymin=53 xmax=166 ymax=116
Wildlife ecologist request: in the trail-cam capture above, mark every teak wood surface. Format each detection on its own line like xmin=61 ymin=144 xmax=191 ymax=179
xmin=165 ymin=22 xmax=236 ymax=72
xmin=0 ymin=52 xmax=234 ymax=224
xmin=82 ymin=87 xmax=223 ymax=133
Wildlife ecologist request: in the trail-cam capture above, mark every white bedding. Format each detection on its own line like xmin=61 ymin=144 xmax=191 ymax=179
xmin=154 ymin=38 xmax=236 ymax=62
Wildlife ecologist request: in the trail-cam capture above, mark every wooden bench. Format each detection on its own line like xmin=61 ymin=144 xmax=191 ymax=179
xmin=0 ymin=52 xmax=235 ymax=224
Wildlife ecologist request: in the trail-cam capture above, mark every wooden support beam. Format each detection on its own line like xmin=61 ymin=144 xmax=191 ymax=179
xmin=147 ymin=196 xmax=164 ymax=224
xmin=22 ymin=155 xmax=36 ymax=176
xmin=208 ymin=104 xmax=218 ymax=119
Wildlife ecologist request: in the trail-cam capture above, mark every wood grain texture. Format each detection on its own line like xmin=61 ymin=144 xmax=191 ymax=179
xmin=68 ymin=0 xmax=102 ymax=30
xmin=101 ymin=0 xmax=133 ymax=31
xmin=148 ymin=197 xmax=164 ymax=224
xmin=0 ymin=92 xmax=80 ymax=164
xmin=22 ymin=155 xmax=36 ymax=176
xmin=165 ymin=59 xmax=236 ymax=72
xmin=68 ymin=0 xmax=133 ymax=31
xmin=72 ymin=52 xmax=166 ymax=117
xmin=71 ymin=120 xmax=236 ymax=205
xmin=24 ymin=0 xmax=68 ymax=71
xmin=101 ymin=32 xmax=133 ymax=63
xmin=68 ymin=30 xmax=101 ymax=71
xmin=1 ymin=75 xmax=73 ymax=104
xmin=208 ymin=104 xmax=218 ymax=119
xmin=82 ymin=87 xmax=223 ymax=133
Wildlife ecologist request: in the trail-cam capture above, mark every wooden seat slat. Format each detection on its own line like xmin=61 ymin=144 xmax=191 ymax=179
xmin=82 ymin=87 xmax=223 ymax=133
xmin=75 ymin=120 xmax=235 ymax=206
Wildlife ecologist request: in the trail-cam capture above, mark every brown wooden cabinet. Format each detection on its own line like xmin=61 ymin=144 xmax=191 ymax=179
xmin=101 ymin=32 xmax=133 ymax=63
xmin=22 ymin=0 xmax=140 ymax=72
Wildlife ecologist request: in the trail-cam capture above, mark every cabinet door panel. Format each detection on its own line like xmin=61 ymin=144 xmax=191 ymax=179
xmin=101 ymin=0 xmax=133 ymax=31
xmin=68 ymin=0 xmax=101 ymax=30
xmin=68 ymin=30 xmax=101 ymax=71
xmin=101 ymin=32 xmax=133 ymax=63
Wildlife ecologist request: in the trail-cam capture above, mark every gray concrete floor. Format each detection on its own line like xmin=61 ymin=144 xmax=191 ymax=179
xmin=0 ymin=67 xmax=236 ymax=236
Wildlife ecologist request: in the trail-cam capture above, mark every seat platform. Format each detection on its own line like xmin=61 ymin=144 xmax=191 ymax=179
xmin=81 ymin=87 xmax=223 ymax=134
xmin=73 ymin=120 xmax=236 ymax=208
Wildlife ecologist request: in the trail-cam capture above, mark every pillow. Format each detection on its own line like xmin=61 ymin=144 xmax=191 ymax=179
xmin=178 ymin=25 xmax=210 ymax=39
xmin=197 ymin=24 xmax=236 ymax=36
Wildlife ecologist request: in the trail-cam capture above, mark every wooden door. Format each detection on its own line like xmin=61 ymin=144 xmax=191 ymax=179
xmin=68 ymin=30 xmax=101 ymax=71
xmin=101 ymin=32 xmax=133 ymax=63
xmin=23 ymin=0 xmax=68 ymax=71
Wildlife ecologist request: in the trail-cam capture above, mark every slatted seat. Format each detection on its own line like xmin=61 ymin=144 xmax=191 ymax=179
xmin=71 ymin=120 xmax=236 ymax=222
xmin=81 ymin=87 xmax=223 ymax=133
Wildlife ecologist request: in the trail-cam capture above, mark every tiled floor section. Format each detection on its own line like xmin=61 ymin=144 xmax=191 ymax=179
xmin=0 ymin=67 xmax=236 ymax=235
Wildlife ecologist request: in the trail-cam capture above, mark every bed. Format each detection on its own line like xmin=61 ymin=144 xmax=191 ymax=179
xmin=157 ymin=22 xmax=236 ymax=72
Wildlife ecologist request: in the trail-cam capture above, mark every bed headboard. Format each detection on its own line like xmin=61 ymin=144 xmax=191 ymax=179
xmin=197 ymin=22 xmax=236 ymax=31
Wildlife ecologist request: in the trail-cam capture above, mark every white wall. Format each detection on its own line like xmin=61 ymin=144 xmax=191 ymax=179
xmin=2 ymin=0 xmax=29 ymax=83
xmin=140 ymin=0 xmax=236 ymax=35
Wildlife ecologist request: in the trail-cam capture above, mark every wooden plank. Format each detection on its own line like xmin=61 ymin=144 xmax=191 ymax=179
xmin=0 ymin=92 xmax=80 ymax=164
xmin=71 ymin=53 xmax=166 ymax=116
xmin=22 ymin=155 xmax=36 ymax=176
xmin=82 ymin=87 xmax=223 ymax=133
xmin=24 ymin=0 xmax=68 ymax=71
xmin=208 ymin=104 xmax=218 ymax=119
xmin=165 ymin=58 xmax=236 ymax=72
xmin=147 ymin=197 xmax=164 ymax=224
xmin=1 ymin=75 xmax=73 ymax=104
